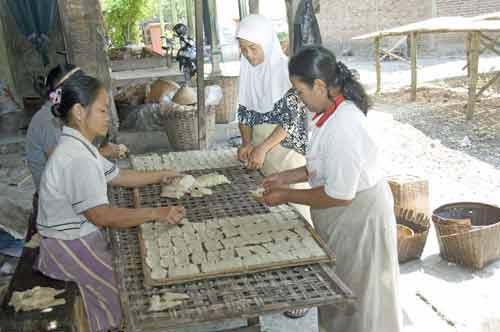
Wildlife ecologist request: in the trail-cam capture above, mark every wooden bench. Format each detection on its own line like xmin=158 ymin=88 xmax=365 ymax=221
xmin=0 ymin=247 xmax=87 ymax=332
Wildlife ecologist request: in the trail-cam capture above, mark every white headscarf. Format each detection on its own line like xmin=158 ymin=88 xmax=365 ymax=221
xmin=237 ymin=15 xmax=291 ymax=113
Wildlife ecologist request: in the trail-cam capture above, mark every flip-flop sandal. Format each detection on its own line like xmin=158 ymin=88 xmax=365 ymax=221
xmin=283 ymin=308 xmax=311 ymax=319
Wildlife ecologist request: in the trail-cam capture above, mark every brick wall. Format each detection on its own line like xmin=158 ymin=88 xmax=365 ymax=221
xmin=436 ymin=0 xmax=500 ymax=17
xmin=318 ymin=0 xmax=500 ymax=57
xmin=318 ymin=0 xmax=434 ymax=56
xmin=434 ymin=0 xmax=500 ymax=50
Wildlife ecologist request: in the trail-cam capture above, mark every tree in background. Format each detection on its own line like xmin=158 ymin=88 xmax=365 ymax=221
xmin=103 ymin=0 xmax=188 ymax=47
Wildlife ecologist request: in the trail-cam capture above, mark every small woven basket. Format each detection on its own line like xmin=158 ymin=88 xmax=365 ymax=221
xmin=432 ymin=202 xmax=500 ymax=269
xmin=160 ymin=103 xmax=216 ymax=151
xmin=396 ymin=208 xmax=430 ymax=263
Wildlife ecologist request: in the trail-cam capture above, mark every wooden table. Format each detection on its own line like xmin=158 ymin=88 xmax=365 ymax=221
xmin=109 ymin=164 xmax=355 ymax=332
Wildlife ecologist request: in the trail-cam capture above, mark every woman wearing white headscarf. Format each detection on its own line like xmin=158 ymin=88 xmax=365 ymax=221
xmin=236 ymin=15 xmax=311 ymax=225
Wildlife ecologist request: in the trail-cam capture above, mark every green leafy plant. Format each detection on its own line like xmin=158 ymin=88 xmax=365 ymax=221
xmin=103 ymin=0 xmax=188 ymax=47
xmin=103 ymin=0 xmax=151 ymax=47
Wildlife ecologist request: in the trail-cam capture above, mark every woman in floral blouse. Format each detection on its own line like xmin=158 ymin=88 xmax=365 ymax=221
xmin=236 ymin=15 xmax=309 ymax=200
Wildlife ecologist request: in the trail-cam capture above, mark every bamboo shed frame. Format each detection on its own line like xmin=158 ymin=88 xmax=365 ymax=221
xmin=353 ymin=16 xmax=500 ymax=120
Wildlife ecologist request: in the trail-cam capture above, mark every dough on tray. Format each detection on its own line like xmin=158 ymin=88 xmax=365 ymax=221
xmin=161 ymin=175 xmax=196 ymax=199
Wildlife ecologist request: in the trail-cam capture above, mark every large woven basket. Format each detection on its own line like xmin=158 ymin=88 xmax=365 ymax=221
xmin=160 ymin=103 xmax=216 ymax=151
xmin=396 ymin=208 xmax=430 ymax=263
xmin=207 ymin=75 xmax=239 ymax=124
xmin=432 ymin=202 xmax=500 ymax=269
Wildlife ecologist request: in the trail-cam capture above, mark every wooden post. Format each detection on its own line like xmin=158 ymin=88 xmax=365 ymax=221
xmin=410 ymin=32 xmax=417 ymax=101
xmin=207 ymin=0 xmax=221 ymax=74
xmin=285 ymin=0 xmax=300 ymax=56
xmin=465 ymin=32 xmax=471 ymax=78
xmin=374 ymin=37 xmax=381 ymax=95
xmin=57 ymin=0 xmax=120 ymax=140
xmin=466 ymin=32 xmax=480 ymax=121
xmin=195 ymin=0 xmax=207 ymax=150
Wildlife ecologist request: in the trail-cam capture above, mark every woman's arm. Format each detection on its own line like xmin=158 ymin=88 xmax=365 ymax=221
xmin=258 ymin=186 xmax=352 ymax=209
xmin=110 ymin=169 xmax=179 ymax=188
xmin=262 ymin=166 xmax=308 ymax=188
xmin=84 ymin=205 xmax=185 ymax=229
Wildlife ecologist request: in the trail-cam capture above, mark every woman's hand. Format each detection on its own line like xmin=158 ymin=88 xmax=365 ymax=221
xmin=161 ymin=170 xmax=181 ymax=184
xmin=156 ymin=206 xmax=186 ymax=224
xmin=256 ymin=188 xmax=288 ymax=206
xmin=247 ymin=145 xmax=267 ymax=170
xmin=238 ymin=144 xmax=253 ymax=162
xmin=262 ymin=174 xmax=289 ymax=190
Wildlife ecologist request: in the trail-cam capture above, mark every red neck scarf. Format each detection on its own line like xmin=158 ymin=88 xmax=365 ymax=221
xmin=312 ymin=96 xmax=345 ymax=127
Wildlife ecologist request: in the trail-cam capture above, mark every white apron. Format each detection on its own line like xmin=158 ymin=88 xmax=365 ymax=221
xmin=252 ymin=123 xmax=311 ymax=223
xmin=311 ymin=181 xmax=402 ymax=332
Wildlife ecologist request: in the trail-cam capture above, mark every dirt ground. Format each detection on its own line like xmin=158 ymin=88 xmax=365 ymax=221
xmin=375 ymin=71 xmax=500 ymax=168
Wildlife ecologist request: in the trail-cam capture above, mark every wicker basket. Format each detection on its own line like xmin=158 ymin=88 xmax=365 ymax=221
xmin=432 ymin=202 xmax=500 ymax=269
xmin=160 ymin=103 xmax=216 ymax=151
xmin=207 ymin=75 xmax=239 ymax=124
xmin=396 ymin=208 xmax=430 ymax=263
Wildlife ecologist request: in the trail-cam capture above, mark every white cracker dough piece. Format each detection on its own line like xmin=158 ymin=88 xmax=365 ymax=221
xmin=187 ymin=242 xmax=204 ymax=253
xmin=205 ymin=221 xmax=219 ymax=230
xmin=159 ymin=246 xmax=174 ymax=257
xmin=242 ymin=255 xmax=264 ymax=266
xmin=202 ymin=229 xmax=219 ymax=240
xmin=151 ymin=267 xmax=167 ymax=280
xmin=171 ymin=236 xmax=186 ymax=247
xmin=235 ymin=247 xmax=252 ymax=258
xmin=219 ymin=249 xmax=235 ymax=259
xmin=192 ymin=222 xmax=207 ymax=232
xmin=149 ymin=292 xmax=189 ymax=312
xmin=204 ymin=240 xmax=223 ymax=252
xmin=271 ymin=232 xmax=288 ymax=242
xmin=170 ymin=264 xmax=199 ymax=278
xmin=191 ymin=251 xmax=206 ymax=264
xmin=173 ymin=254 xmax=190 ymax=266
xmin=160 ymin=257 xmax=174 ymax=269
xmin=144 ymin=239 xmax=157 ymax=251
xmin=216 ymin=258 xmax=242 ymax=270
xmin=222 ymin=225 xmax=239 ymax=238
xmin=194 ymin=173 xmax=231 ymax=188
xmin=200 ymin=262 xmax=218 ymax=273
xmin=163 ymin=292 xmax=190 ymax=302
xmin=248 ymin=245 xmax=269 ymax=256
xmin=9 ymin=286 xmax=66 ymax=312
xmin=146 ymin=253 xmax=161 ymax=269
xmin=161 ymin=175 xmax=196 ymax=199
xmin=181 ymin=223 xmax=195 ymax=233
xmin=190 ymin=187 xmax=213 ymax=198
xmin=206 ymin=251 xmax=221 ymax=263
xmin=168 ymin=226 xmax=183 ymax=238
xmin=249 ymin=188 xmax=265 ymax=199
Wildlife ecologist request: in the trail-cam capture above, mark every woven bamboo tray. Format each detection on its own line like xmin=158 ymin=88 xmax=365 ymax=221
xmin=137 ymin=212 xmax=334 ymax=287
xmin=396 ymin=208 xmax=430 ymax=263
xmin=128 ymin=166 xmax=271 ymax=221
xmin=109 ymin=226 xmax=354 ymax=332
xmin=120 ymin=165 xmax=332 ymax=286
xmin=432 ymin=202 xmax=500 ymax=269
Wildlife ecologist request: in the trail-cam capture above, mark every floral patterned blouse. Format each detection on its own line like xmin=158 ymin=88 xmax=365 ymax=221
xmin=237 ymin=89 xmax=309 ymax=155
